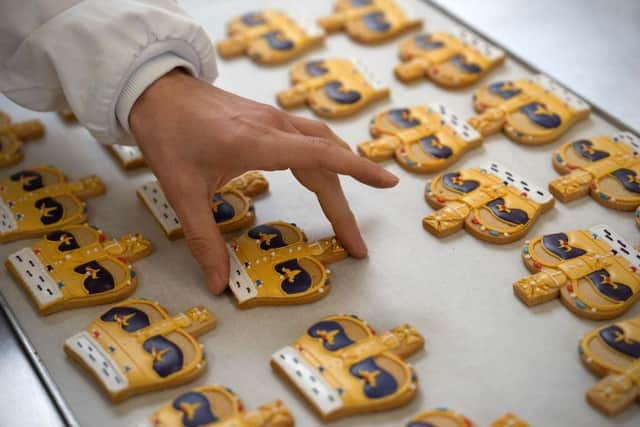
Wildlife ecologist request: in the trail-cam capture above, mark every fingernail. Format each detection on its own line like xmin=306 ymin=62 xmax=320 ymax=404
xmin=208 ymin=271 xmax=227 ymax=295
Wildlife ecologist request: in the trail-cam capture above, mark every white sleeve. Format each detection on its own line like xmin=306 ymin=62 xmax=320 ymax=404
xmin=0 ymin=0 xmax=217 ymax=145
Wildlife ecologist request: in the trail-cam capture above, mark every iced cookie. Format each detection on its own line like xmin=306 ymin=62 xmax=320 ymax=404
xmin=514 ymin=225 xmax=640 ymax=320
xmin=0 ymin=111 xmax=45 ymax=167
xmin=108 ymin=145 xmax=146 ymax=170
xmin=58 ymin=109 xmax=77 ymax=122
xmin=64 ymin=299 xmax=216 ymax=402
xmin=470 ymin=74 xmax=590 ymax=144
xmin=227 ymin=221 xmax=348 ymax=308
xmin=579 ymin=317 xmax=640 ymax=416
xmin=271 ymin=314 xmax=424 ymax=421
xmin=358 ymin=104 xmax=482 ymax=173
xmin=217 ymin=10 xmax=324 ymax=65
xmin=137 ymin=171 xmax=268 ymax=239
xmin=277 ymin=58 xmax=389 ymax=118
xmin=407 ymin=408 xmax=528 ymax=427
xmin=423 ymin=162 xmax=554 ymax=243
xmin=0 ymin=166 xmax=106 ymax=243
xmin=319 ymin=0 xmax=422 ymax=44
xmin=6 ymin=224 xmax=152 ymax=315
xmin=550 ymin=132 xmax=640 ymax=210
xmin=135 ymin=385 xmax=294 ymax=427
xmin=395 ymin=29 xmax=505 ymax=87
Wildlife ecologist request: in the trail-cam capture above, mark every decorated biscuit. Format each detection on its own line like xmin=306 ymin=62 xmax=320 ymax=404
xmin=64 ymin=299 xmax=216 ymax=402
xmin=407 ymin=408 xmax=528 ymax=427
xmin=277 ymin=57 xmax=389 ymax=118
xmin=423 ymin=162 xmax=554 ymax=243
xmin=135 ymin=385 xmax=294 ymax=427
xmin=137 ymin=171 xmax=268 ymax=239
xmin=579 ymin=317 xmax=640 ymax=416
xmin=358 ymin=104 xmax=483 ymax=173
xmin=271 ymin=314 xmax=424 ymax=421
xmin=58 ymin=109 xmax=77 ymax=123
xmin=0 ymin=166 xmax=105 ymax=243
xmin=319 ymin=0 xmax=422 ymax=44
xmin=550 ymin=132 xmax=640 ymax=211
xmin=6 ymin=224 xmax=152 ymax=315
xmin=470 ymin=74 xmax=590 ymax=144
xmin=514 ymin=225 xmax=640 ymax=320
xmin=217 ymin=10 xmax=324 ymax=65
xmin=395 ymin=28 xmax=505 ymax=87
xmin=0 ymin=111 xmax=45 ymax=167
xmin=227 ymin=221 xmax=348 ymax=308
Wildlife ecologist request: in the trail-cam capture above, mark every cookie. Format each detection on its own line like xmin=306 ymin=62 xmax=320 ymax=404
xmin=6 ymin=224 xmax=152 ymax=315
xmin=358 ymin=104 xmax=482 ymax=173
xmin=270 ymin=314 xmax=424 ymax=421
xmin=319 ymin=0 xmax=422 ymax=44
xmin=514 ymin=225 xmax=640 ymax=320
xmin=423 ymin=162 xmax=554 ymax=243
xmin=579 ymin=317 xmax=640 ymax=416
xmin=407 ymin=408 xmax=528 ymax=427
xmin=137 ymin=171 xmax=268 ymax=239
xmin=217 ymin=10 xmax=325 ymax=65
xmin=0 ymin=111 xmax=45 ymax=167
xmin=58 ymin=109 xmax=77 ymax=123
xmin=135 ymin=385 xmax=294 ymax=427
xmin=470 ymin=74 xmax=590 ymax=144
xmin=277 ymin=58 xmax=389 ymax=118
xmin=64 ymin=299 xmax=216 ymax=402
xmin=550 ymin=132 xmax=640 ymax=210
xmin=0 ymin=166 xmax=106 ymax=243
xmin=395 ymin=28 xmax=505 ymax=87
xmin=107 ymin=145 xmax=146 ymax=170
xmin=227 ymin=221 xmax=348 ymax=308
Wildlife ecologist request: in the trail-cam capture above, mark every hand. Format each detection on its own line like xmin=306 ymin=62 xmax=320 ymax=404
xmin=129 ymin=69 xmax=398 ymax=294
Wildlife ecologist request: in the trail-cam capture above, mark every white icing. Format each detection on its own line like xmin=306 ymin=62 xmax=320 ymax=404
xmin=0 ymin=197 xmax=17 ymax=234
xmin=136 ymin=181 xmax=181 ymax=236
xmin=483 ymin=162 xmax=553 ymax=204
xmin=529 ymin=74 xmax=590 ymax=113
xmin=452 ymin=27 xmax=505 ymax=61
xmin=227 ymin=244 xmax=258 ymax=303
xmin=110 ymin=145 xmax=144 ymax=165
xmin=352 ymin=58 xmax=387 ymax=92
xmin=427 ymin=103 xmax=482 ymax=142
xmin=611 ymin=132 xmax=640 ymax=154
xmin=8 ymin=248 xmax=62 ymax=307
xmin=590 ymin=224 xmax=640 ymax=271
xmin=65 ymin=331 xmax=128 ymax=393
xmin=271 ymin=346 xmax=343 ymax=416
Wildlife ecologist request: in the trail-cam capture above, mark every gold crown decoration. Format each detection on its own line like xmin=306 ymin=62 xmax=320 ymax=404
xmin=227 ymin=221 xmax=348 ymax=308
xmin=0 ymin=166 xmax=106 ymax=243
xmin=514 ymin=225 xmax=640 ymax=320
xmin=0 ymin=111 xmax=45 ymax=167
xmin=137 ymin=171 xmax=269 ymax=239
xmin=135 ymin=385 xmax=294 ymax=427
xmin=550 ymin=132 xmax=640 ymax=211
xmin=270 ymin=314 xmax=424 ymax=421
xmin=394 ymin=28 xmax=505 ymax=87
xmin=277 ymin=57 xmax=390 ymax=118
xmin=64 ymin=299 xmax=216 ymax=402
xmin=319 ymin=0 xmax=422 ymax=44
xmin=6 ymin=224 xmax=152 ymax=315
xmin=423 ymin=162 xmax=555 ymax=243
xmin=217 ymin=10 xmax=325 ymax=65
xmin=470 ymin=74 xmax=590 ymax=145
xmin=407 ymin=408 xmax=529 ymax=427
xmin=358 ymin=104 xmax=483 ymax=173
xmin=579 ymin=317 xmax=640 ymax=416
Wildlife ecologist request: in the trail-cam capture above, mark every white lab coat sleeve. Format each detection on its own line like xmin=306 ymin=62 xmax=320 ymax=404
xmin=0 ymin=0 xmax=217 ymax=145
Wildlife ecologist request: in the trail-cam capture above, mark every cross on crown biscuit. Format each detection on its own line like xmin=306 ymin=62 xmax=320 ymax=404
xmin=407 ymin=408 xmax=529 ymax=427
xmin=64 ymin=299 xmax=216 ymax=402
xmin=0 ymin=111 xmax=45 ymax=167
xmin=358 ymin=103 xmax=482 ymax=173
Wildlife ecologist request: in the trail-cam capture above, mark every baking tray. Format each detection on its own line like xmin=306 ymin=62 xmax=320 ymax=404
xmin=1 ymin=0 xmax=639 ymax=426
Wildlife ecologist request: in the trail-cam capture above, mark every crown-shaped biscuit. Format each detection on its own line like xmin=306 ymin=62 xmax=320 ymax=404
xmin=579 ymin=317 xmax=640 ymax=416
xmin=137 ymin=171 xmax=268 ymax=239
xmin=277 ymin=57 xmax=389 ymax=118
xmin=358 ymin=104 xmax=482 ymax=173
xmin=319 ymin=0 xmax=422 ymax=44
xmin=395 ymin=28 xmax=505 ymax=87
xmin=135 ymin=385 xmax=294 ymax=427
xmin=470 ymin=75 xmax=590 ymax=145
xmin=217 ymin=10 xmax=325 ymax=65
xmin=227 ymin=221 xmax=348 ymax=308
xmin=550 ymin=132 xmax=640 ymax=211
xmin=514 ymin=225 xmax=640 ymax=320
xmin=0 ymin=166 xmax=105 ymax=243
xmin=271 ymin=314 xmax=424 ymax=421
xmin=423 ymin=162 xmax=554 ymax=243
xmin=407 ymin=408 xmax=529 ymax=427
xmin=6 ymin=224 xmax=152 ymax=315
xmin=0 ymin=111 xmax=45 ymax=167
xmin=64 ymin=299 xmax=216 ymax=402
